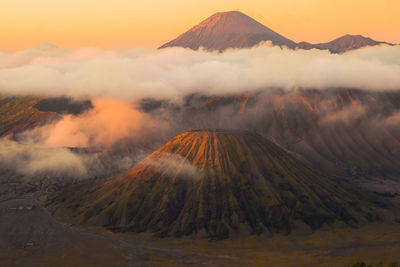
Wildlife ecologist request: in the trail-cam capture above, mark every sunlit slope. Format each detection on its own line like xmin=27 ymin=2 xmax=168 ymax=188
xmin=157 ymin=89 xmax=400 ymax=179
xmin=159 ymin=11 xmax=394 ymax=53
xmin=0 ymin=97 xmax=55 ymax=137
xmin=160 ymin=11 xmax=296 ymax=51
xmin=50 ymin=129 xmax=383 ymax=239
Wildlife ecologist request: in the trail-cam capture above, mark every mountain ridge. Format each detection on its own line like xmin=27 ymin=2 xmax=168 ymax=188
xmin=311 ymin=34 xmax=393 ymax=53
xmin=160 ymin=11 xmax=394 ymax=53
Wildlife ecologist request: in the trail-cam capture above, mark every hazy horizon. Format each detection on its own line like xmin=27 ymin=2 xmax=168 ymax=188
xmin=1 ymin=0 xmax=400 ymax=51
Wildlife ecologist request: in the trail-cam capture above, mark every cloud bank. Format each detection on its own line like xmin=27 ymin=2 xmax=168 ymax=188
xmin=0 ymin=139 xmax=86 ymax=177
xmin=0 ymin=138 xmax=139 ymax=180
xmin=0 ymin=44 xmax=399 ymax=182
xmin=23 ymin=99 xmax=169 ymax=149
xmin=141 ymin=152 xmax=203 ymax=180
xmin=0 ymin=44 xmax=399 ymax=101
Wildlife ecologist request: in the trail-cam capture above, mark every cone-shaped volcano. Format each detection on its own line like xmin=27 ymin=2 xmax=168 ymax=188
xmin=51 ymin=129 xmax=382 ymax=239
xmin=159 ymin=11 xmax=296 ymax=51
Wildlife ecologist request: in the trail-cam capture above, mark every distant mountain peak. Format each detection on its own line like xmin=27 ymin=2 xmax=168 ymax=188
xmin=160 ymin=11 xmax=394 ymax=53
xmin=160 ymin=11 xmax=296 ymax=51
xmin=311 ymin=34 xmax=393 ymax=53
xmin=329 ymin=34 xmax=379 ymax=43
xmin=199 ymin=10 xmax=246 ymax=21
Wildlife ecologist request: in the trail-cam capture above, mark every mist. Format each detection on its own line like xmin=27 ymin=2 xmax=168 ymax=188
xmin=0 ymin=139 xmax=86 ymax=177
xmin=140 ymin=152 xmax=203 ymax=180
xmin=22 ymin=99 xmax=170 ymax=149
xmin=0 ymin=137 xmax=141 ymax=182
xmin=0 ymin=44 xmax=399 ymax=101
xmin=0 ymin=43 xmax=400 ymax=181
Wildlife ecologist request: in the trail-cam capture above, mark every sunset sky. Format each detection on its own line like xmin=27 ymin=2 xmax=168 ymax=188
xmin=1 ymin=0 xmax=399 ymax=51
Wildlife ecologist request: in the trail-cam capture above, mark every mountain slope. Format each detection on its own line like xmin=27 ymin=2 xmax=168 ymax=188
xmin=0 ymin=97 xmax=55 ymax=138
xmin=159 ymin=11 xmax=296 ymax=51
xmin=50 ymin=129 xmax=382 ymax=239
xmin=301 ymin=34 xmax=393 ymax=53
xmin=140 ymin=89 xmax=400 ymax=179
xmin=160 ymin=11 xmax=394 ymax=53
xmin=0 ymin=97 xmax=94 ymax=138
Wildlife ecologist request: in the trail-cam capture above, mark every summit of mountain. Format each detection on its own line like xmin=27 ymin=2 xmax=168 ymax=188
xmin=159 ymin=11 xmax=297 ymax=51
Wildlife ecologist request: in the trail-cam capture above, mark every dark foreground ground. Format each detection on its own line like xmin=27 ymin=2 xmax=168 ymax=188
xmin=1 ymin=175 xmax=400 ymax=267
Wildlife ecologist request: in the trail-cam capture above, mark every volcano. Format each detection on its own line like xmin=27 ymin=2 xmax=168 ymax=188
xmin=311 ymin=34 xmax=393 ymax=53
xmin=159 ymin=11 xmax=395 ymax=53
xmin=50 ymin=129 xmax=382 ymax=239
xmin=159 ymin=11 xmax=296 ymax=51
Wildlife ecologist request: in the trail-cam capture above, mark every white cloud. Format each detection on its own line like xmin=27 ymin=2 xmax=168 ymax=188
xmin=141 ymin=152 xmax=203 ymax=180
xmin=0 ymin=139 xmax=86 ymax=177
xmin=0 ymin=44 xmax=399 ymax=101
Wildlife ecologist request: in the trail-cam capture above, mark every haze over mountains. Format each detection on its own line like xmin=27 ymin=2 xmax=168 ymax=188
xmin=1 ymin=6 xmax=400 ymax=266
xmin=139 ymin=89 xmax=400 ymax=181
xmin=160 ymin=11 xmax=394 ymax=53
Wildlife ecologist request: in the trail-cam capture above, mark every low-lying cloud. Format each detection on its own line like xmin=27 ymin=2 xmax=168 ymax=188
xmin=0 ymin=137 xmax=139 ymax=181
xmin=0 ymin=139 xmax=86 ymax=177
xmin=319 ymin=105 xmax=366 ymax=125
xmin=0 ymin=44 xmax=399 ymax=182
xmin=141 ymin=152 xmax=203 ymax=180
xmin=23 ymin=99 xmax=169 ymax=149
xmin=0 ymin=44 xmax=400 ymax=101
xmin=385 ymin=111 xmax=400 ymax=126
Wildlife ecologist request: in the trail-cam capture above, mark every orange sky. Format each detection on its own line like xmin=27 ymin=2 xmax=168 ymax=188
xmin=1 ymin=0 xmax=399 ymax=51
